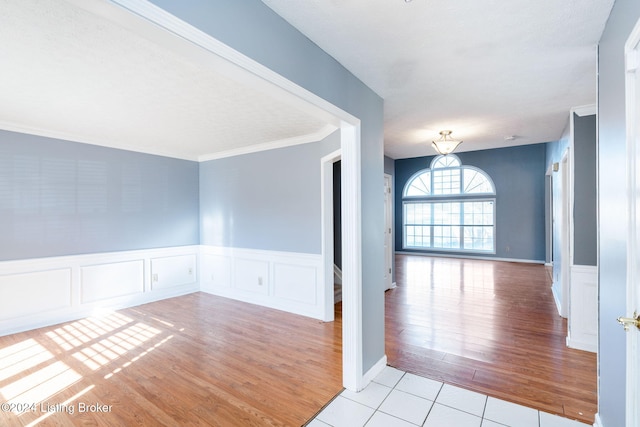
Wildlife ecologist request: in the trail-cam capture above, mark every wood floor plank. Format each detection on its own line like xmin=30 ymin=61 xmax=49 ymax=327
xmin=386 ymin=254 xmax=597 ymax=424
xmin=0 ymin=293 xmax=342 ymax=426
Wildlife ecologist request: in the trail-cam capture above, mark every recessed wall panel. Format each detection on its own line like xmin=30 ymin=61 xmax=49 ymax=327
xmin=273 ymin=263 xmax=316 ymax=304
xmin=151 ymin=254 xmax=197 ymax=290
xmin=202 ymin=254 xmax=232 ymax=287
xmin=81 ymin=260 xmax=144 ymax=303
xmin=0 ymin=269 xmax=71 ymax=320
xmin=234 ymin=259 xmax=269 ymax=295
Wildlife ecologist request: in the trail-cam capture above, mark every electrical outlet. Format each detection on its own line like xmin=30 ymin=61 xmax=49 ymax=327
xmin=188 ymin=267 xmax=193 ymax=275
xmin=152 ymin=274 xmax=158 ymax=282
xmin=258 ymin=276 xmax=263 ymax=286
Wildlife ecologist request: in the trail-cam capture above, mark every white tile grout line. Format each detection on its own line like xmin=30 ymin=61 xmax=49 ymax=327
xmin=306 ymin=367 xmax=590 ymax=427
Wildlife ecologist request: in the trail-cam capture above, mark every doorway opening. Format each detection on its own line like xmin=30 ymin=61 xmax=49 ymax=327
xmin=321 ymin=149 xmax=342 ymax=322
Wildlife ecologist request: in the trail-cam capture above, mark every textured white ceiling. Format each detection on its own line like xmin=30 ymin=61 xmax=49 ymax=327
xmin=262 ymin=0 xmax=614 ymax=159
xmin=0 ymin=0 xmax=335 ymax=161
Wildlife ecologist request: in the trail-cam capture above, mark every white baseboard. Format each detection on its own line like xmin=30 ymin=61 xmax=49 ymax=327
xmin=359 ymin=355 xmax=388 ymax=391
xmin=567 ymin=265 xmax=598 ymax=353
xmin=593 ymin=413 xmax=603 ymax=427
xmin=551 ymin=284 xmax=564 ymax=317
xmin=0 ymin=246 xmax=200 ymax=337
xmin=199 ymin=246 xmax=324 ymax=320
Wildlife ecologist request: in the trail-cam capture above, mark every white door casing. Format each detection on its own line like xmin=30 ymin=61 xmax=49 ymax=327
xmin=561 ymin=151 xmax=571 ymax=319
xmin=321 ymin=149 xmax=341 ymax=322
xmin=624 ymin=17 xmax=640 ymax=427
xmin=384 ymin=174 xmax=393 ymax=290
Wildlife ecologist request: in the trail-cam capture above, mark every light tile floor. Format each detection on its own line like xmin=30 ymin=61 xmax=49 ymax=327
xmin=307 ymin=367 xmax=590 ymax=427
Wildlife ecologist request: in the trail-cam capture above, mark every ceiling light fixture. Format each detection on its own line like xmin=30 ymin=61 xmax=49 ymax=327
xmin=432 ymin=130 xmax=462 ymax=155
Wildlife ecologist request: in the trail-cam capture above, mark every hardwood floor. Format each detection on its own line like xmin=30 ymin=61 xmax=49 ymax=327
xmin=386 ymin=254 xmax=597 ymax=424
xmin=0 ymin=255 xmax=597 ymax=426
xmin=0 ymin=294 xmax=343 ymax=426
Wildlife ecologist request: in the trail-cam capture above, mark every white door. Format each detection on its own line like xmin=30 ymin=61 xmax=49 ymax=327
xmin=384 ymin=174 xmax=393 ymax=290
xmin=622 ymin=18 xmax=640 ymax=427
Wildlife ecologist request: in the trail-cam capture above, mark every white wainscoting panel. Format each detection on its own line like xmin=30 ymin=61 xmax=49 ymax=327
xmin=0 ymin=245 xmax=325 ymax=335
xmin=0 ymin=246 xmax=199 ymax=336
xmin=81 ymin=260 xmax=144 ymax=303
xmin=567 ymin=265 xmax=598 ymax=352
xmin=201 ymin=254 xmax=232 ymax=289
xmin=235 ymin=258 xmax=270 ymax=295
xmin=0 ymin=268 xmax=72 ymax=321
xmin=273 ymin=263 xmax=317 ymax=305
xmin=200 ymin=246 xmax=324 ymax=319
xmin=151 ymin=254 xmax=197 ymax=290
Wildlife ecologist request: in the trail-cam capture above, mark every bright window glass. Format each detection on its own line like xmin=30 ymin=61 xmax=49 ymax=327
xmin=402 ymin=155 xmax=496 ymax=253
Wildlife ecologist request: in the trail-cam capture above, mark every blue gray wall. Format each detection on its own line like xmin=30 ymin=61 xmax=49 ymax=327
xmin=0 ymin=130 xmax=200 ymax=261
xmin=199 ymin=132 xmax=340 ymax=253
xmin=394 ymin=144 xmax=546 ymax=262
xmin=597 ymin=1 xmax=640 ymax=425
xmin=573 ymin=114 xmax=597 ymax=266
xmin=149 ymin=0 xmax=386 ymax=374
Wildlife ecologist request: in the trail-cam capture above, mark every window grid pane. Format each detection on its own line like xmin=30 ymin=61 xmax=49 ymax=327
xmin=404 ymin=200 xmax=494 ymax=252
xmin=463 ymin=169 xmax=494 ymax=194
xmin=405 ymin=171 xmax=431 ymax=196
xmin=433 ymin=169 xmax=461 ymax=195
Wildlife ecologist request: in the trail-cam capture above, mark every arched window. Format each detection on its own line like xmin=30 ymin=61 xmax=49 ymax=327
xmin=403 ymin=155 xmax=496 ymax=252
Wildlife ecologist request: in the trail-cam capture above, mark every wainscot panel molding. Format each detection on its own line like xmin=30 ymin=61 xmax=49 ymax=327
xmin=567 ymin=265 xmax=598 ymax=352
xmin=200 ymin=246 xmax=324 ymax=320
xmin=0 ymin=246 xmax=200 ymax=337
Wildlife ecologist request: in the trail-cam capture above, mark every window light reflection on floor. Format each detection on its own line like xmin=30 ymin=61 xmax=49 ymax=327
xmin=1 ymin=360 xmax=81 ymax=404
xmin=25 ymin=385 xmax=94 ymax=427
xmin=0 ymin=339 xmax=54 ymax=383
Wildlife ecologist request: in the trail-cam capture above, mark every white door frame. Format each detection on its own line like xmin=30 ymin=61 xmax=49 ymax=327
xmin=545 ymin=171 xmax=554 ymax=266
xmin=560 ymin=150 xmax=571 ymax=318
xmin=624 ymin=17 xmax=640 ymax=427
xmin=384 ymin=174 xmax=394 ymax=290
xmin=99 ymin=0 xmax=366 ymax=392
xmin=321 ymin=149 xmax=341 ymax=322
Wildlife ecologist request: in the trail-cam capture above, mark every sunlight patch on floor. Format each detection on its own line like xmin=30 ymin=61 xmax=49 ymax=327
xmin=1 ymin=360 xmax=81 ymax=404
xmin=0 ymin=339 xmax=54 ymax=382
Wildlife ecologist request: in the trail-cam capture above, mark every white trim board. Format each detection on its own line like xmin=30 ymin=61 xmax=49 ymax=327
xmin=593 ymin=413 xmax=604 ymax=427
xmin=567 ymin=265 xmax=598 ymax=353
xmin=321 ymin=148 xmax=342 ymax=322
xmin=551 ymin=285 xmax=563 ymax=317
xmin=361 ymin=355 xmax=388 ymax=390
xmin=198 ymin=124 xmax=338 ymax=162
